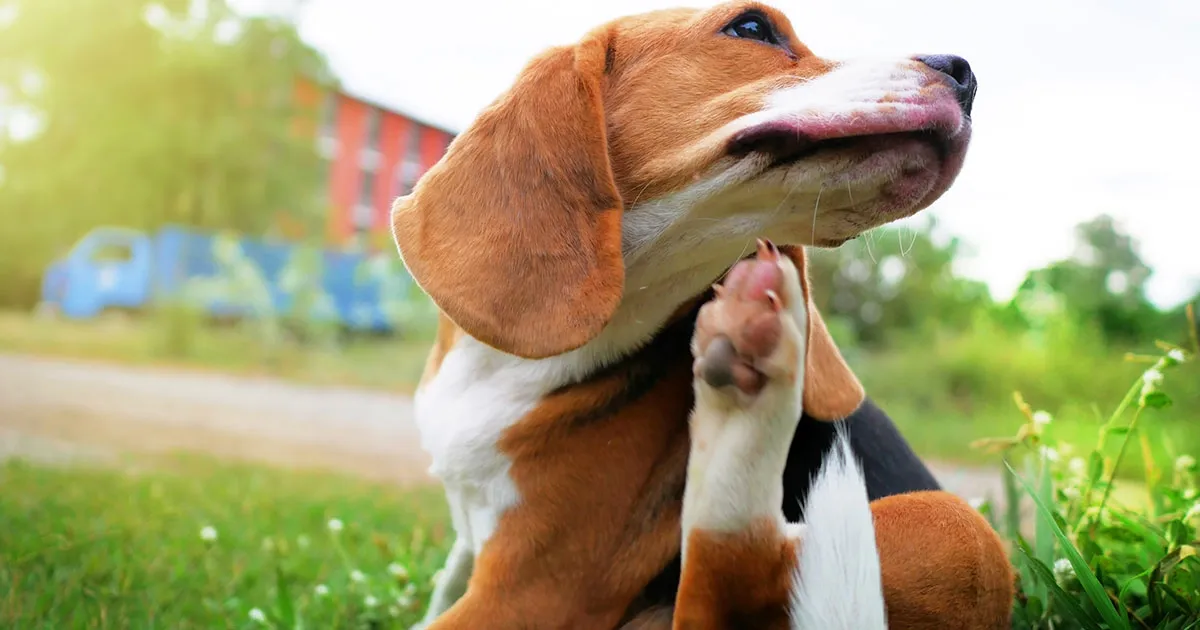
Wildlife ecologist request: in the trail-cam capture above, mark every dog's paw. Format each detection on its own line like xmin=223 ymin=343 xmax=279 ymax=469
xmin=692 ymin=239 xmax=805 ymax=399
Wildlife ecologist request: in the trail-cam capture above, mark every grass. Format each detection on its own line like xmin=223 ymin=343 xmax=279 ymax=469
xmin=851 ymin=313 xmax=1200 ymax=473
xmin=1 ymin=316 xmax=1197 ymax=628
xmin=0 ymin=454 xmax=451 ymax=629
xmin=973 ymin=342 xmax=1200 ymax=628
xmin=0 ymin=310 xmax=431 ymax=393
xmin=3 ymin=307 xmax=1198 ymax=471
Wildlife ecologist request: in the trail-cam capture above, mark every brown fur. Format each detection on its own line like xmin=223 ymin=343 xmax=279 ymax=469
xmin=671 ymin=492 xmax=1017 ymax=629
xmin=393 ymin=1 xmax=1012 ymax=627
xmin=873 ymin=491 xmax=1016 ymax=629
xmin=392 ymin=3 xmax=833 ymax=361
xmin=427 ymin=316 xmax=697 ymax=629
xmin=674 ymin=519 xmax=798 ymax=630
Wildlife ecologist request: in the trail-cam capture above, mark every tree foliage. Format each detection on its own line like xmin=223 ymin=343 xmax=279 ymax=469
xmin=0 ymin=0 xmax=333 ymax=305
xmin=1013 ymin=215 xmax=1167 ymax=343
xmin=807 ymin=214 xmax=1192 ymax=351
xmin=808 ymin=216 xmax=994 ymax=347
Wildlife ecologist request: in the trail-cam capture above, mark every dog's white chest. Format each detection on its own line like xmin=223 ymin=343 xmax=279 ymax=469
xmin=413 ymin=338 xmax=566 ymax=552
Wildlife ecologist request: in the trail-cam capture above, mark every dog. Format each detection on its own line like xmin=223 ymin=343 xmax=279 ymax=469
xmin=390 ymin=1 xmax=1014 ymax=627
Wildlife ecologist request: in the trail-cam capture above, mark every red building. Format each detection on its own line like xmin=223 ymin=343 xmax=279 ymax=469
xmin=304 ymin=83 xmax=456 ymax=248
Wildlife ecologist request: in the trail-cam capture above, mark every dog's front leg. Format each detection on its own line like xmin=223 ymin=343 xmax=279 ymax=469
xmin=672 ymin=240 xmax=813 ymax=630
xmin=411 ymin=536 xmax=474 ymax=630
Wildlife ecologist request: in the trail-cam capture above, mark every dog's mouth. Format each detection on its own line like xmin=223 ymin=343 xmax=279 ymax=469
xmin=725 ymin=105 xmax=972 ymax=221
xmin=730 ymin=129 xmax=950 ymax=169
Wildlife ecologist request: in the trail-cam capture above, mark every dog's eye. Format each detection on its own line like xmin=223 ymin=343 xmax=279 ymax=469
xmin=722 ymin=13 xmax=777 ymax=44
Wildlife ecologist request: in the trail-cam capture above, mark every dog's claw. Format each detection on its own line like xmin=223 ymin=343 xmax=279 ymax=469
xmin=765 ymin=290 xmax=783 ymax=313
xmin=755 ymin=238 xmax=780 ymax=262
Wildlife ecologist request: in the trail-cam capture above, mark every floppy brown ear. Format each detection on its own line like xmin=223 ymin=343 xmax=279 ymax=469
xmin=390 ymin=30 xmax=623 ymax=359
xmin=780 ymin=245 xmax=865 ymax=421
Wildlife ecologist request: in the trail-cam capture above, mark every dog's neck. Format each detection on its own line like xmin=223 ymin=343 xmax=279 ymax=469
xmin=422 ymin=176 xmax=812 ymax=401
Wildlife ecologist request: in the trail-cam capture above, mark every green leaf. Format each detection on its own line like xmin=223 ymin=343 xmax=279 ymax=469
xmin=1006 ymin=460 xmax=1130 ymax=630
xmin=1142 ymin=392 xmax=1173 ymax=409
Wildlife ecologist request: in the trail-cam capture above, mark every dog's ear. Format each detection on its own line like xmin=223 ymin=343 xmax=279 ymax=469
xmin=781 ymin=245 xmax=865 ymax=420
xmin=391 ymin=30 xmax=622 ymax=359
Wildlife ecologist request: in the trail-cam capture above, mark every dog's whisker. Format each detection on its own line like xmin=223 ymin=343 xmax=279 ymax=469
xmin=899 ymin=225 xmax=916 ymax=257
xmin=810 ymin=184 xmax=824 ymax=244
xmin=863 ymin=227 xmax=878 ymax=264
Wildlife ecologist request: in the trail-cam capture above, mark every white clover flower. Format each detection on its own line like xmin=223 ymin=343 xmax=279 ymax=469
xmin=388 ymin=605 xmax=401 ymax=617
xmin=403 ymin=583 xmax=417 ymax=596
xmin=1168 ymin=349 xmax=1186 ymax=363
xmin=1053 ymin=558 xmax=1074 ymax=582
xmin=314 ymin=584 xmax=329 ymax=597
xmin=1032 ymin=411 xmax=1052 ymax=427
xmin=199 ymin=526 xmax=218 ymax=542
xmin=327 ymin=518 xmax=344 ymax=533
xmin=967 ymin=497 xmax=986 ymax=511
xmin=397 ymin=594 xmax=414 ymax=608
xmin=350 ymin=569 xmax=366 ymax=583
xmin=1040 ymin=445 xmax=1060 ymax=463
xmin=1141 ymin=369 xmax=1164 ymax=398
xmin=1069 ymin=457 xmax=1087 ymax=477
xmin=1176 ymin=455 xmax=1197 ymax=473
xmin=364 ymin=595 xmax=379 ymax=608
xmin=249 ymin=608 xmax=267 ymax=623
xmin=387 ymin=562 xmax=409 ymax=580
xmin=1062 ymin=487 xmax=1081 ymax=501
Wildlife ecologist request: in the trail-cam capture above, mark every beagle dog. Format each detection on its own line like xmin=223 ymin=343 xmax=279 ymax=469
xmin=391 ymin=1 xmax=1014 ymax=628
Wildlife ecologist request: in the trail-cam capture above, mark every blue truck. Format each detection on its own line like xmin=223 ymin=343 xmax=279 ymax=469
xmin=39 ymin=225 xmax=410 ymax=332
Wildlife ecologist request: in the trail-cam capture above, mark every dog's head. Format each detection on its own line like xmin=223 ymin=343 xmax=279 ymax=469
xmin=393 ymin=1 xmax=975 ymax=370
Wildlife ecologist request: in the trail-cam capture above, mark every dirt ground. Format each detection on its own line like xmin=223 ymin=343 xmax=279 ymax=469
xmin=0 ymin=352 xmax=1007 ymax=501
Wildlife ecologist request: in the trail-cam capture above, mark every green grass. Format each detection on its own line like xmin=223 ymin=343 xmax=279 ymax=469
xmin=849 ymin=314 xmax=1200 ymax=473
xmin=3 ymin=308 xmax=1198 ymax=471
xmin=978 ymin=345 xmax=1200 ymax=628
xmin=0 ymin=310 xmax=431 ymax=393
xmin=0 ymin=455 xmax=451 ymax=629
xmin=1 ymin=319 xmax=1197 ymax=628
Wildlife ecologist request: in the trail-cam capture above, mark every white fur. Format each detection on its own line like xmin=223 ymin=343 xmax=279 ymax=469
xmin=789 ymin=429 xmax=888 ymax=630
xmin=405 ymin=54 xmax=936 ymax=625
xmin=679 ymin=256 xmax=886 ymax=629
xmin=741 ymin=58 xmax=929 ymax=131
xmin=413 ymin=538 xmax=473 ymax=630
xmin=681 ymin=255 xmax=808 ymax=541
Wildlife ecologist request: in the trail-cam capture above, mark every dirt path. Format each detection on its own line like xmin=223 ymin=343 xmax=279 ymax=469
xmin=0 ymin=352 xmax=1005 ymax=501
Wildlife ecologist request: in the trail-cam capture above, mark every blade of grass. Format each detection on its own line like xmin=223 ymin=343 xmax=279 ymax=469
xmin=1003 ymin=452 xmax=1022 ymax=541
xmin=1035 ymin=451 xmax=1057 ymax=571
xmin=1006 ymin=459 xmax=1130 ymax=630
xmin=1017 ymin=543 xmax=1103 ymax=627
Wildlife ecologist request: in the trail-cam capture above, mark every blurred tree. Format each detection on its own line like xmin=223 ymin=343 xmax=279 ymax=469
xmin=808 ymin=215 xmax=993 ymax=347
xmin=1012 ymin=215 xmax=1165 ymax=343
xmin=0 ymin=0 xmax=333 ymax=306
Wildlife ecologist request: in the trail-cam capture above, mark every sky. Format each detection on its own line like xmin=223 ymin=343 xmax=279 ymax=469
xmin=253 ymin=0 xmax=1199 ymax=307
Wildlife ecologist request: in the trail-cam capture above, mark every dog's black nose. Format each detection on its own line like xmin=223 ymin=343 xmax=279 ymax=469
xmin=916 ymin=54 xmax=977 ymax=116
